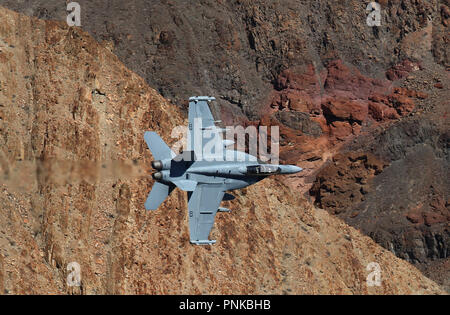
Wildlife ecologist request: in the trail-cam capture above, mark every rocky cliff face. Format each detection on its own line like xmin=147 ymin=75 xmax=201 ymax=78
xmin=0 ymin=7 xmax=445 ymax=294
xmin=309 ymin=90 xmax=449 ymax=290
xmin=0 ymin=0 xmax=447 ymax=116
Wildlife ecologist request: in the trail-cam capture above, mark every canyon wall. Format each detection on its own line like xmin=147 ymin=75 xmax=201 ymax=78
xmin=0 ymin=7 xmax=445 ymax=294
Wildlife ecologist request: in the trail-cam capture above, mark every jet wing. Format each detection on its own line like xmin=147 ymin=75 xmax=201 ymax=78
xmin=187 ymin=96 xmax=224 ymax=159
xmin=187 ymin=183 xmax=225 ymax=245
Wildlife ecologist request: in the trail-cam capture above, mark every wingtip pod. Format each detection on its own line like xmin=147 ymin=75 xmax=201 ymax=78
xmin=278 ymin=165 xmax=303 ymax=174
xmin=190 ymin=240 xmax=216 ymax=245
xmin=188 ymin=96 xmax=216 ymax=102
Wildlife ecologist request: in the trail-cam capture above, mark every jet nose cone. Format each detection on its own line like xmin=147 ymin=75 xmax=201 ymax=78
xmin=280 ymin=165 xmax=303 ymax=174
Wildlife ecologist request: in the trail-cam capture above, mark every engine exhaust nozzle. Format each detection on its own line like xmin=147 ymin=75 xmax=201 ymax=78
xmin=151 ymin=160 xmax=163 ymax=170
xmin=152 ymin=172 xmax=163 ymax=181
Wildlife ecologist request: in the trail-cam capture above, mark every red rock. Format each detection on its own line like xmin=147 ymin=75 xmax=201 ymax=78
xmin=322 ymin=99 xmax=368 ymax=123
xmin=406 ymin=212 xmax=422 ymax=224
xmin=386 ymin=59 xmax=420 ymax=81
xmin=415 ymin=91 xmax=428 ymax=99
xmin=393 ymin=87 xmax=428 ymax=99
xmin=368 ymin=102 xmax=385 ymax=121
xmin=325 ymin=60 xmax=389 ymax=99
xmin=287 ymin=91 xmax=315 ymax=112
xmin=310 ymin=152 xmax=387 ymax=213
xmin=275 ymin=64 xmax=323 ymax=95
xmin=430 ymin=196 xmax=446 ymax=211
xmin=423 ymin=212 xmax=447 ymax=226
xmin=270 ymin=93 xmax=281 ymax=109
xmin=383 ymin=107 xmax=401 ymax=119
xmin=369 ymin=101 xmax=400 ymax=121
xmin=279 ymin=93 xmax=290 ymax=110
xmin=389 ymin=94 xmax=415 ymax=115
xmin=441 ymin=5 xmax=450 ymax=25
xmin=330 ymin=121 xmax=353 ymax=140
xmin=369 ymin=94 xmax=390 ymax=105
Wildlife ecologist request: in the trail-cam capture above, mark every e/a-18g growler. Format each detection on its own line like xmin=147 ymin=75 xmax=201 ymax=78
xmin=144 ymin=96 xmax=302 ymax=245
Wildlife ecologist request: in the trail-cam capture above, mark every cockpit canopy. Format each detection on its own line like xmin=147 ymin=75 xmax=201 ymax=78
xmin=246 ymin=165 xmax=280 ymax=175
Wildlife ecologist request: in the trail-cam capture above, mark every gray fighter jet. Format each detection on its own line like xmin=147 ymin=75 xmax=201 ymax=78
xmin=144 ymin=96 xmax=302 ymax=245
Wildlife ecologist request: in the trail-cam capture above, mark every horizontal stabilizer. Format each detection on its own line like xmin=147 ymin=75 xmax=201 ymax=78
xmin=144 ymin=131 xmax=175 ymax=161
xmin=145 ymin=182 xmax=174 ymax=210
